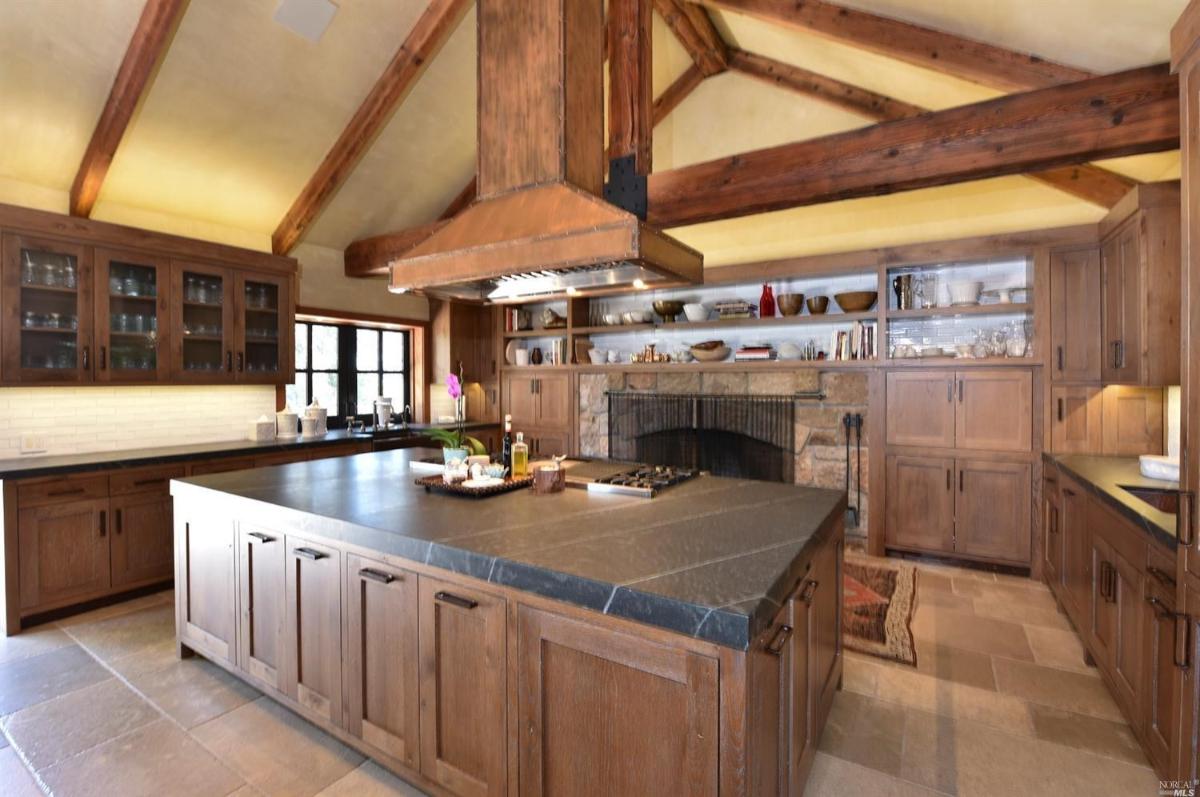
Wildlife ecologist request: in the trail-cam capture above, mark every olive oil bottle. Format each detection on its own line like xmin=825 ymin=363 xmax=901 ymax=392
xmin=512 ymin=432 xmax=530 ymax=478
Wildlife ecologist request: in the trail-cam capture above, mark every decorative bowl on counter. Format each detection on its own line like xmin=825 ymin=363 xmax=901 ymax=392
xmin=690 ymin=340 xmax=731 ymax=362
xmin=834 ymin=290 xmax=878 ymax=312
xmin=683 ymin=303 xmax=708 ymax=322
xmin=778 ymin=293 xmax=804 ymax=316
xmin=806 ymin=296 xmax=829 ymax=315
xmin=948 ymin=280 xmax=983 ymax=306
xmin=653 ymin=300 xmax=685 ymax=322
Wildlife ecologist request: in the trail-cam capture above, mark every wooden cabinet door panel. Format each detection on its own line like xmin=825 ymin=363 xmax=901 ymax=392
xmin=176 ymin=508 xmax=236 ymax=664
xmin=1049 ymin=247 xmax=1102 ymax=382
xmin=807 ymin=536 xmax=842 ymax=730
xmin=955 ymin=460 xmax=1032 ymax=564
xmin=94 ymin=248 xmax=171 ymax=383
xmin=345 ymin=554 xmax=420 ymax=771
xmin=1101 ymin=224 xmax=1144 ymax=383
xmin=283 ymin=536 xmax=342 ymax=726
xmin=1060 ymin=479 xmax=1091 ymax=624
xmin=1101 ymin=386 xmax=1164 ymax=456
xmin=1181 ymin=581 xmax=1200 ymax=784
xmin=784 ymin=587 xmax=812 ymax=797
xmin=504 ymin=374 xmax=537 ymax=429
xmin=170 ymin=261 xmax=235 ymax=382
xmin=535 ymin=373 xmax=571 ymax=429
xmin=236 ymin=271 xmax=292 ymax=384
xmin=419 ymin=576 xmax=506 ymax=797
xmin=110 ymin=492 xmax=174 ymax=587
xmin=1043 ymin=476 xmax=1063 ymax=588
xmin=17 ymin=499 xmax=110 ymax=611
xmin=530 ymin=430 xmax=570 ymax=459
xmin=1141 ymin=579 xmax=1181 ymax=776
xmin=1051 ymin=385 xmax=1102 ymax=454
xmin=1089 ymin=534 xmax=1118 ymax=672
xmin=237 ymin=526 xmax=285 ymax=693
xmin=885 ymin=371 xmax=955 ymax=448
xmin=516 ymin=605 xmax=718 ymax=797
xmin=1108 ymin=548 xmax=1144 ymax=717
xmin=954 ymin=370 xmax=1032 ymax=452
xmin=885 ymin=455 xmax=954 ymax=554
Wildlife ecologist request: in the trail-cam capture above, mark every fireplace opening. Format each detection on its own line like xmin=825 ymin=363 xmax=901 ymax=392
xmin=608 ymin=392 xmax=795 ymax=483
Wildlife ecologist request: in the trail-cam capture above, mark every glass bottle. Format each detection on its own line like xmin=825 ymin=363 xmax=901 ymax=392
xmin=759 ymin=284 xmax=776 ymax=318
xmin=501 ymin=414 xmax=513 ymax=471
xmin=512 ymin=432 xmax=530 ymax=478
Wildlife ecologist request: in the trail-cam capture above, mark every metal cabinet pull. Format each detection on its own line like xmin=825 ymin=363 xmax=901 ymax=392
xmin=946 ymin=382 xmax=952 ymax=403
xmin=945 ymin=469 xmax=951 ymax=490
xmin=765 ymin=624 xmax=793 ymax=656
xmin=115 ymin=509 xmax=122 ymax=535
xmin=247 ymin=531 xmax=275 ymax=543
xmin=47 ymin=487 xmax=85 ymax=497
xmin=99 ymin=510 xmax=106 ymax=538
xmin=1176 ymin=614 xmax=1191 ymax=670
xmin=100 ymin=346 xmax=107 ymax=370
xmin=359 ymin=567 xmax=396 ymax=585
xmin=237 ymin=352 xmax=244 ymax=372
xmin=957 ymin=380 xmax=964 ymax=402
xmin=1146 ymin=595 xmax=1174 ymax=620
xmin=1146 ymin=566 xmax=1176 ymax=589
xmin=1057 ymin=398 xmax=1064 ymax=422
xmin=294 ymin=547 xmax=327 ymax=560
xmin=799 ymin=579 xmax=819 ymax=605
xmin=959 ymin=470 xmax=964 ymax=493
xmin=132 ymin=478 xmax=165 ymax=487
xmin=1178 ymin=492 xmax=1195 ymax=546
xmin=1056 ymin=346 xmax=1063 ymax=371
xmin=226 ymin=351 xmax=233 ymax=372
xmin=434 ymin=590 xmax=478 ymax=610
xmin=82 ymin=346 xmax=89 ymax=370
xmin=1116 ymin=340 xmax=1125 ymax=368
xmin=1063 ymin=488 xmax=1076 ymax=498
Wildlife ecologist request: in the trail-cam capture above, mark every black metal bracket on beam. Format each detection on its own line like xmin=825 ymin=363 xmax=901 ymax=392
xmin=603 ymin=154 xmax=647 ymax=220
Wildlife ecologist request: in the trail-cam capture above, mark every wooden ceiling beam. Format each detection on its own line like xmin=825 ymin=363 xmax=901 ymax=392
xmin=645 ymin=64 xmax=1179 ymax=228
xmin=272 ymin=0 xmax=471 ymax=256
xmin=692 ymin=0 xmax=1093 ymax=91
xmin=653 ymin=63 xmax=706 ymax=124
xmin=345 ymin=220 xmax=448 ymax=278
xmin=69 ymin=0 xmax=189 ymax=218
xmin=438 ymin=177 xmax=477 ymax=220
xmin=609 ymin=0 xmax=654 ymax=172
xmin=729 ymin=48 xmax=1135 ymax=208
xmin=654 ymin=0 xmax=728 ymax=76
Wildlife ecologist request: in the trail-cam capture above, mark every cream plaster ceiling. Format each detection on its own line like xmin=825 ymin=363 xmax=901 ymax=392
xmin=0 ymin=0 xmax=1188 ymax=273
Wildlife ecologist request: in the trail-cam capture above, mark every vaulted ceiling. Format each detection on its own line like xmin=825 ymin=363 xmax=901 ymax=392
xmin=0 ymin=0 xmax=1188 ymax=284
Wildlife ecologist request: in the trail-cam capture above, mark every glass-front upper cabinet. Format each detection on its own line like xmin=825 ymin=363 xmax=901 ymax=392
xmin=1 ymin=234 xmax=94 ymax=383
xmin=236 ymin=272 xmax=291 ymax=384
xmin=95 ymin=249 xmax=170 ymax=382
xmin=171 ymin=262 xmax=235 ymax=381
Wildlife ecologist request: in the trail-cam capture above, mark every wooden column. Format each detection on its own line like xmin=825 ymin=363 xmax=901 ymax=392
xmin=608 ymin=0 xmax=653 ymax=173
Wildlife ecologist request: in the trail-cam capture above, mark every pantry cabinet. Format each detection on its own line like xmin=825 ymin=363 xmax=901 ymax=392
xmin=502 ymin=371 xmax=573 ymax=456
xmin=283 ymin=536 xmax=343 ymax=726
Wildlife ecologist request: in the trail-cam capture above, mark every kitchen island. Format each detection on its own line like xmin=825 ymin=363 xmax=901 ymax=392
xmin=171 ymin=448 xmax=845 ymax=796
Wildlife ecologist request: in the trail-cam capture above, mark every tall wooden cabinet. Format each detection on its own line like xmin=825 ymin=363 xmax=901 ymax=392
xmin=502 ymin=371 xmax=573 ymax=457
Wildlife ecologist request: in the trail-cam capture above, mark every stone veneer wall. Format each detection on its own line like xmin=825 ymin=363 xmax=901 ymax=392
xmin=578 ymin=369 xmax=870 ymax=535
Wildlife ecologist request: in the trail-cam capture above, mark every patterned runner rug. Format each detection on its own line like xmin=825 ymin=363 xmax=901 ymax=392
xmin=842 ymin=555 xmax=919 ymax=666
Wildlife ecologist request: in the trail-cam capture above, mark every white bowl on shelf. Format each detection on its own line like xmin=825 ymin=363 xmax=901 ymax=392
xmin=948 ymin=280 xmax=982 ymax=306
xmin=683 ymin=303 xmax=708 ymax=322
xmin=587 ymin=348 xmax=608 ymax=365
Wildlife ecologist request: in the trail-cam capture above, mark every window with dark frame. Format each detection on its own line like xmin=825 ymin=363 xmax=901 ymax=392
xmin=287 ymin=320 xmax=411 ymax=426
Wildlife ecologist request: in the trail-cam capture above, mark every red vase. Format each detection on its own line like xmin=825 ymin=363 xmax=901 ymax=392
xmin=759 ymin=284 xmax=776 ymax=318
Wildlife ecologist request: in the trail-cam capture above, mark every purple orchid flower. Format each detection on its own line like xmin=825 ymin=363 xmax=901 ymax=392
xmin=447 ymin=373 xmax=462 ymax=400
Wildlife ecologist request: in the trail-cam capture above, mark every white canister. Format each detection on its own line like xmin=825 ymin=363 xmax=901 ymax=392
xmin=248 ymin=415 xmax=275 ymax=442
xmin=276 ymin=407 xmax=298 ymax=438
xmin=300 ymin=416 xmax=320 ymax=438
xmin=514 ymin=348 xmax=530 ymax=367
xmin=304 ymin=400 xmax=328 ymax=436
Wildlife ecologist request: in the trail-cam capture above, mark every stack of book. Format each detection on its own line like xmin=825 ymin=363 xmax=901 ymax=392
xmin=546 ymin=337 xmax=568 ymax=365
xmin=503 ymin=308 xmax=532 ymax=332
xmin=714 ymin=300 xmax=756 ymax=320
xmin=734 ymin=344 xmax=776 ymax=362
xmin=828 ymin=321 xmax=876 ymax=361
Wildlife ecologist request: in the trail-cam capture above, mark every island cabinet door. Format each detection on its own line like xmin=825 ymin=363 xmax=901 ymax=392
xmin=344 ymin=554 xmax=420 ymax=772
xmin=236 ymin=526 xmax=285 ymax=694
xmin=516 ymin=605 xmax=719 ymax=797
xmin=418 ymin=576 xmax=507 ymax=797
xmin=282 ymin=536 xmax=343 ymax=727
xmin=807 ymin=535 xmax=843 ymax=730
xmin=778 ymin=583 xmax=812 ymax=797
xmin=176 ymin=509 xmax=237 ymax=665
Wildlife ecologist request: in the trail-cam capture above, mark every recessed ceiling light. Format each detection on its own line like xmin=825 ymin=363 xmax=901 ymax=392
xmin=273 ymin=0 xmax=338 ymax=43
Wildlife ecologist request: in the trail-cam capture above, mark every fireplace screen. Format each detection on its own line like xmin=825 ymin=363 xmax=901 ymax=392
xmin=607 ymin=392 xmax=795 ymax=483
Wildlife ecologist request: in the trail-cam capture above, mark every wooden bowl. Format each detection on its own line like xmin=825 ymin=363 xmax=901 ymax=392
xmin=834 ymin=290 xmax=878 ymax=312
xmin=690 ymin=344 xmax=731 ymax=362
xmin=806 ymin=296 xmax=829 ymax=315
xmin=778 ymin=293 xmax=804 ymax=316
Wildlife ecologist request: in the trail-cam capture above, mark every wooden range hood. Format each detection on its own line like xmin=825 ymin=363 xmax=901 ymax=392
xmin=387 ymin=0 xmax=703 ymax=303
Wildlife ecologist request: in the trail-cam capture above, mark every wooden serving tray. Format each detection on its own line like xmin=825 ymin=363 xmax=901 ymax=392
xmin=415 ymin=474 xmax=533 ymax=498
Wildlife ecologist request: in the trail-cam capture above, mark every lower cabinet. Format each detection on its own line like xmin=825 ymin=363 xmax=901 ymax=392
xmin=344 ymin=554 xmax=421 ymax=771
xmin=516 ymin=606 xmax=719 ymax=796
xmin=886 ymin=455 xmax=954 ymax=554
xmin=1086 ymin=501 xmax=1144 ymax=718
xmin=110 ymin=491 xmax=175 ymax=587
xmin=283 ymin=536 xmax=343 ymax=726
xmin=1043 ymin=469 xmax=1063 ymax=587
xmin=1142 ymin=575 xmax=1181 ymax=774
xmin=175 ymin=510 xmax=237 ymax=665
xmin=1059 ymin=477 xmax=1092 ymax=620
xmin=237 ymin=526 xmax=286 ymax=693
xmin=17 ymin=498 xmax=111 ymax=611
xmin=418 ymin=575 xmax=507 ymax=797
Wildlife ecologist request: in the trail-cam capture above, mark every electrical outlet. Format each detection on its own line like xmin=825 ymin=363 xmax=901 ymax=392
xmin=19 ymin=434 xmax=47 ymax=455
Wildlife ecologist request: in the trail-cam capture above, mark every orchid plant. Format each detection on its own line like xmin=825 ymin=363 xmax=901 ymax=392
xmin=426 ymin=368 xmax=487 ymax=455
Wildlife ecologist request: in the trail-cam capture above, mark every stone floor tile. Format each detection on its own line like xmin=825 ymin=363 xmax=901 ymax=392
xmin=917 ymin=571 xmax=956 ymax=593
xmin=818 ymin=691 xmax=907 ymax=776
xmin=841 ymin=653 xmax=880 ymax=697
xmin=0 ymin=625 xmax=73 ymax=666
xmin=917 ymin=585 xmax=977 ymax=612
xmin=1 ymin=678 xmax=160 ymax=771
xmin=0 ymin=645 xmax=110 ymax=716
xmin=112 ymin=642 xmax=259 ymax=729
xmin=911 ymin=606 xmax=1035 ymax=661
xmin=191 ymin=698 xmax=364 ymax=797
xmin=39 ymin=719 xmax=242 ymax=797
xmin=867 ymin=661 xmax=1034 ymax=737
xmin=971 ymin=600 xmax=1074 ymax=631
xmin=1023 ymin=626 xmax=1098 ymax=676
xmin=63 ymin=604 xmax=175 ymax=662
xmin=805 ymin=751 xmax=950 ymax=796
xmin=0 ymin=746 xmax=43 ymax=796
xmin=992 ymin=658 xmax=1124 ymax=722
xmin=1028 ymin=704 xmax=1150 ymax=767
xmin=315 ymin=761 xmax=428 ymax=796
xmin=901 ymin=708 xmax=1157 ymax=796
xmin=950 ymin=579 xmax=1060 ymax=612
xmin=913 ymin=640 xmax=997 ymax=691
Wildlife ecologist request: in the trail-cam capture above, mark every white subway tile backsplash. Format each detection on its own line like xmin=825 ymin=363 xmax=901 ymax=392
xmin=0 ymin=385 xmax=276 ymax=459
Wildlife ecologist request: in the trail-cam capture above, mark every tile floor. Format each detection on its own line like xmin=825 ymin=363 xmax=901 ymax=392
xmin=0 ymin=557 xmax=1163 ymax=796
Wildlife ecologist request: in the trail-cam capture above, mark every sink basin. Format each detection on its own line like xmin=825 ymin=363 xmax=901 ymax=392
xmin=1119 ymin=484 xmax=1179 ymax=514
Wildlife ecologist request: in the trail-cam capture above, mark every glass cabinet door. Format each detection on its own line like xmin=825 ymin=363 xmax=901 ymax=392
xmin=95 ymin=249 xmax=169 ymax=382
xmin=236 ymin=272 xmax=291 ymax=383
xmin=1 ymin=234 xmax=93 ymax=383
xmin=171 ymin=262 xmax=234 ymax=381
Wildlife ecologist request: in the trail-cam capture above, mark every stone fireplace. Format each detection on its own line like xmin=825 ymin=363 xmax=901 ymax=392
xmin=578 ymin=369 xmax=870 ymax=535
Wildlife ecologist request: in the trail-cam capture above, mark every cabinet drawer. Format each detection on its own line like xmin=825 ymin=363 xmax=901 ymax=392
xmin=309 ymin=443 xmax=365 ymax=461
xmin=109 ymin=464 xmax=185 ymax=496
xmin=17 ymin=475 xmax=109 ymax=508
xmin=188 ymin=457 xmax=256 ymax=476
xmin=253 ymin=451 xmax=310 ymax=468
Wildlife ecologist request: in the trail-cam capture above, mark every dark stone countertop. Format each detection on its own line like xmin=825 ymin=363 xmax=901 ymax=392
xmin=171 ymin=448 xmax=846 ymax=650
xmin=1044 ymin=453 xmax=1178 ymax=549
xmin=0 ymin=421 xmax=497 ymax=481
